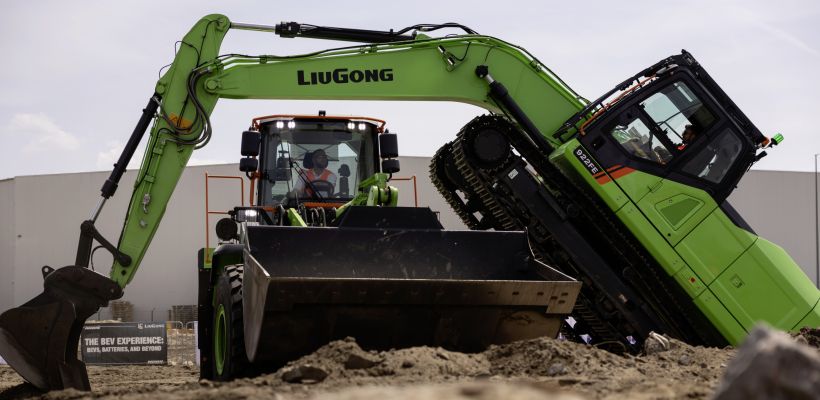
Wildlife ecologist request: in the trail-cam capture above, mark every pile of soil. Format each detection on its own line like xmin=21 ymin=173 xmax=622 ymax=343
xmin=0 ymin=334 xmax=736 ymax=400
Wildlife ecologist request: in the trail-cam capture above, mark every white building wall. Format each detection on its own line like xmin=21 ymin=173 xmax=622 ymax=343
xmin=0 ymin=179 xmax=15 ymax=313
xmin=0 ymin=157 xmax=459 ymax=321
xmin=0 ymin=163 xmax=816 ymax=321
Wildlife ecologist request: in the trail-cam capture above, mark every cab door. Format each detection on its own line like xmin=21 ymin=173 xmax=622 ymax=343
xmin=581 ymin=79 xmax=718 ymax=246
xmin=581 ymin=77 xmax=754 ymax=284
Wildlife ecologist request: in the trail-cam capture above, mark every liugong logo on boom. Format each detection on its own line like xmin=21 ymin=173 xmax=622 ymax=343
xmin=297 ymin=68 xmax=394 ymax=85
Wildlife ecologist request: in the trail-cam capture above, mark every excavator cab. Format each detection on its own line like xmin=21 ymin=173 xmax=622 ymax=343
xmin=573 ymin=53 xmax=764 ymax=204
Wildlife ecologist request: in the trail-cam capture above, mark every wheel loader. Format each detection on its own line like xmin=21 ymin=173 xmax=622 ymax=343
xmin=0 ymin=14 xmax=817 ymax=391
xmin=197 ymin=113 xmax=577 ymax=380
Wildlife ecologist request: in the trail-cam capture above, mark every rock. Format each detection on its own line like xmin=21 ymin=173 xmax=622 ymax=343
xmin=401 ymin=360 xmax=415 ymax=369
xmin=677 ymin=354 xmax=692 ymax=366
xmin=713 ymin=324 xmax=820 ymax=400
xmin=281 ymin=365 xmax=329 ymax=384
xmin=344 ymin=353 xmax=382 ymax=370
xmin=546 ymin=363 xmax=566 ymax=376
xmin=644 ymin=331 xmax=671 ymax=355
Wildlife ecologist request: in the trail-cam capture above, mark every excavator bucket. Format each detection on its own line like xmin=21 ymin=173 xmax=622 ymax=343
xmin=241 ymin=206 xmax=581 ymax=365
xmin=0 ymin=266 xmax=122 ymax=391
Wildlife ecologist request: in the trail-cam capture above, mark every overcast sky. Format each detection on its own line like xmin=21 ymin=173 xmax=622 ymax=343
xmin=1 ymin=0 xmax=818 ymax=180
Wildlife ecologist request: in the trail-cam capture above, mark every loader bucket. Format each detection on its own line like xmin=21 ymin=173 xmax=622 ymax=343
xmin=0 ymin=266 xmax=122 ymax=391
xmin=242 ymin=206 xmax=581 ymax=365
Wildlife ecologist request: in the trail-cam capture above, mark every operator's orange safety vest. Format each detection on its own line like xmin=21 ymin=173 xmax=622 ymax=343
xmin=304 ymin=169 xmax=333 ymax=196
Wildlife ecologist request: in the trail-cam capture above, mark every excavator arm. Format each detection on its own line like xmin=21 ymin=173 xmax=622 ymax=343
xmin=112 ymin=14 xmax=585 ymax=286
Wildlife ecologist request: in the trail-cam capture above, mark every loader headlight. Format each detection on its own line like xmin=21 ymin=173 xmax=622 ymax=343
xmin=234 ymin=208 xmax=259 ymax=223
xmin=275 ymin=121 xmax=285 ymax=129
xmin=287 ymin=121 xmax=296 ymax=129
xmin=215 ymin=217 xmax=238 ymax=241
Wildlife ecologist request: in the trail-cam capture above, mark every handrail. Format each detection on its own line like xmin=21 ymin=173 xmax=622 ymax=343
xmin=390 ymin=175 xmax=418 ymax=207
xmin=204 ymin=172 xmax=246 ymax=265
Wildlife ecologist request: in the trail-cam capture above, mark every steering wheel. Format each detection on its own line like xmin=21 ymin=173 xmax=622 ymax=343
xmin=305 ymin=179 xmax=334 ymax=198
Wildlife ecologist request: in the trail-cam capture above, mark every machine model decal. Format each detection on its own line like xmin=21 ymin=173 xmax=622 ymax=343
xmin=573 ymin=146 xmax=601 ymax=176
xmin=297 ymin=68 xmax=394 ymax=85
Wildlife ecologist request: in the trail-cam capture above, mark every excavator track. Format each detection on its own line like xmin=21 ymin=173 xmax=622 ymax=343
xmin=431 ymin=116 xmax=634 ymax=349
xmin=512 ymin=113 xmax=725 ymax=346
xmin=430 ymin=114 xmax=727 ymax=350
xmin=429 ymin=142 xmax=482 ymax=230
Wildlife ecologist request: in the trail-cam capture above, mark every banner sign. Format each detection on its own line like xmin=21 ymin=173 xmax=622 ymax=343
xmin=81 ymin=322 xmax=167 ymax=365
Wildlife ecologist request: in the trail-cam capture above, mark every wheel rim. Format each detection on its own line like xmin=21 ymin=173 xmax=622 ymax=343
xmin=214 ymin=304 xmax=227 ymax=375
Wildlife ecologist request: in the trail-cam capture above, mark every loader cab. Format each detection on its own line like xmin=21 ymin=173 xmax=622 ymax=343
xmin=252 ymin=115 xmax=383 ymax=206
xmin=577 ymin=52 xmax=764 ymax=203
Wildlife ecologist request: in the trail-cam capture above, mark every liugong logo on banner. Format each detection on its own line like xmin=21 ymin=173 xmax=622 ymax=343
xmin=81 ymin=322 xmax=167 ymax=365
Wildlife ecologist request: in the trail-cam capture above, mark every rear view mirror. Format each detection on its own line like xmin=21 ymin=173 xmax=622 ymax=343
xmin=379 ymin=131 xmax=399 ymax=173
xmin=241 ymin=131 xmax=261 ymax=157
xmin=379 ymin=132 xmax=399 ymax=158
xmin=240 ymin=131 xmax=261 ymax=174
xmin=239 ymin=158 xmax=258 ymax=172
xmin=382 ymin=159 xmax=400 ymax=174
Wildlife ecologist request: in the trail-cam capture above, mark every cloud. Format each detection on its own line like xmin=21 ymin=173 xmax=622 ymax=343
xmin=96 ymin=141 xmax=141 ymax=171
xmin=3 ymin=113 xmax=80 ymax=153
xmin=755 ymin=22 xmax=819 ymax=57
xmin=96 ymin=144 xmax=229 ymax=171
xmin=726 ymin=4 xmax=819 ymax=57
xmin=188 ymin=157 xmax=230 ymax=166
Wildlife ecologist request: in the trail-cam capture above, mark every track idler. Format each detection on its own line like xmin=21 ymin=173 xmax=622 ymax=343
xmin=0 ymin=266 xmax=122 ymax=391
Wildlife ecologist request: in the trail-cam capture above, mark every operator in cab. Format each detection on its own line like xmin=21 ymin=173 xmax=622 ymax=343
xmin=677 ymin=124 xmax=700 ymax=151
xmin=295 ymin=149 xmax=337 ymax=197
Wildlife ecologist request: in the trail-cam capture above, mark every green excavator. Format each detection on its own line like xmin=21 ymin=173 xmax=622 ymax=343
xmin=0 ymin=15 xmax=817 ymax=391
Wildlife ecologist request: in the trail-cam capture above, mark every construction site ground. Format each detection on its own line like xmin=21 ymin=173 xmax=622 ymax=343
xmin=0 ymin=334 xmax=739 ymax=400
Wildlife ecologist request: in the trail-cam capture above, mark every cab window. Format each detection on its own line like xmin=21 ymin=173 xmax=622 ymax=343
xmin=607 ymin=81 xmax=718 ymax=167
xmin=640 ymin=81 xmax=716 ymax=145
xmin=258 ymin=121 xmax=376 ymax=205
xmin=609 ymin=117 xmax=672 ymax=165
xmin=679 ymin=128 xmax=742 ymax=183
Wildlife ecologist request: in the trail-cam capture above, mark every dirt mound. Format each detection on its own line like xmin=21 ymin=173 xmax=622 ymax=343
xmin=0 ymin=335 xmax=736 ymax=399
xmin=240 ymin=334 xmax=734 ymax=399
xmin=486 ymin=335 xmax=630 ymax=377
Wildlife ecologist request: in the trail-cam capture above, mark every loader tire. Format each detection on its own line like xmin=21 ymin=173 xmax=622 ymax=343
xmin=212 ymin=264 xmax=250 ymax=381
